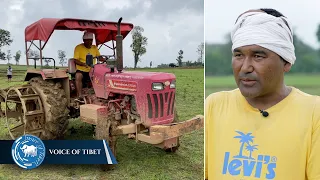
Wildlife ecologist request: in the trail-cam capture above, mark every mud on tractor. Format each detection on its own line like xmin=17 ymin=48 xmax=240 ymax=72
xmin=0 ymin=17 xmax=203 ymax=163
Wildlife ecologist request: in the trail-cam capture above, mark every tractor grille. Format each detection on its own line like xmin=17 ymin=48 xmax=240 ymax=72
xmin=147 ymin=91 xmax=175 ymax=119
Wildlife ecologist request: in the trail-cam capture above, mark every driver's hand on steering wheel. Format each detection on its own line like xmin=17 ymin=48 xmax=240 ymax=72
xmin=98 ymin=56 xmax=106 ymax=62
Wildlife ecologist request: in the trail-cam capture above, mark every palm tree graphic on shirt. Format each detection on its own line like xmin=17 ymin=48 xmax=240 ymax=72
xmin=233 ymin=131 xmax=256 ymax=159
xmin=246 ymin=144 xmax=258 ymax=159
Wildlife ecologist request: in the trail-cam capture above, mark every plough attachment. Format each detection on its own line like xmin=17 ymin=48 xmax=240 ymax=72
xmin=80 ymin=104 xmax=204 ymax=152
xmin=0 ymin=85 xmax=46 ymax=139
xmin=138 ymin=115 xmax=204 ymax=147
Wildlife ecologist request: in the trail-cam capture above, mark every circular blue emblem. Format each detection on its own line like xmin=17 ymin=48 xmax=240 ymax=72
xmin=11 ymin=134 xmax=46 ymax=170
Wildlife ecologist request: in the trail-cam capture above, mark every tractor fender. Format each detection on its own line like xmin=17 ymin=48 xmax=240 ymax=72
xmin=24 ymin=72 xmax=44 ymax=82
xmin=24 ymin=69 xmax=71 ymax=107
xmin=24 ymin=69 xmax=69 ymax=81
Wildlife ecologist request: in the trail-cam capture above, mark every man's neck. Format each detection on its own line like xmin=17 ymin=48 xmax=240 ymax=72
xmin=83 ymin=44 xmax=92 ymax=49
xmin=245 ymin=85 xmax=292 ymax=110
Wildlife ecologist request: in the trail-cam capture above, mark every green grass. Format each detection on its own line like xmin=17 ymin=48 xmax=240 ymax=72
xmin=0 ymin=65 xmax=204 ymax=180
xmin=205 ymin=74 xmax=320 ymax=97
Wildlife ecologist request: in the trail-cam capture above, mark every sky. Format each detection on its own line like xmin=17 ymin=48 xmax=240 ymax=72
xmin=205 ymin=0 xmax=320 ymax=49
xmin=0 ymin=0 xmax=204 ymax=68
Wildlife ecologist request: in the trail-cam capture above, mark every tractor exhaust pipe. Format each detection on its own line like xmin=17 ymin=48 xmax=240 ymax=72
xmin=116 ymin=17 xmax=123 ymax=73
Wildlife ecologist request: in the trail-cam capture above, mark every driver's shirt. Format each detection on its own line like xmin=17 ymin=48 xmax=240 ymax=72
xmin=73 ymin=43 xmax=100 ymax=72
xmin=205 ymin=87 xmax=320 ymax=180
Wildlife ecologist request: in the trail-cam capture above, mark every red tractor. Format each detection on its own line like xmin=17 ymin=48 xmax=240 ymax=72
xmin=2 ymin=17 xmax=203 ymax=161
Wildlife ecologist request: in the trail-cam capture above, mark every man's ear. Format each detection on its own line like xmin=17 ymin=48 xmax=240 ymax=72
xmin=283 ymin=61 xmax=292 ymax=72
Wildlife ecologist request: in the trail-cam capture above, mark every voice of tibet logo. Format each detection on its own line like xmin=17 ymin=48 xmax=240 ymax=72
xmin=11 ymin=134 xmax=46 ymax=170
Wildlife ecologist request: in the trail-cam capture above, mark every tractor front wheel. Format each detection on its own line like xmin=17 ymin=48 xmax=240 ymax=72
xmin=95 ymin=115 xmax=117 ymax=171
xmin=165 ymin=146 xmax=179 ymax=153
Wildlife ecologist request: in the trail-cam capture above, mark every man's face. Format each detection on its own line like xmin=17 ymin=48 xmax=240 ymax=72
xmin=232 ymin=45 xmax=291 ymax=98
xmin=83 ymin=39 xmax=93 ymax=48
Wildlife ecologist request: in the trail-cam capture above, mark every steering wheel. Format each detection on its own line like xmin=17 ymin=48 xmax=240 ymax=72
xmin=93 ymin=55 xmax=111 ymax=64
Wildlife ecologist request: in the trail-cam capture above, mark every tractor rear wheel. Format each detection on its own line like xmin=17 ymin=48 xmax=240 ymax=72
xmin=28 ymin=77 xmax=69 ymax=140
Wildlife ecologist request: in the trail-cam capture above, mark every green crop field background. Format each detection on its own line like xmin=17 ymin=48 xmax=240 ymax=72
xmin=205 ymin=74 xmax=320 ymax=97
xmin=0 ymin=65 xmax=204 ymax=180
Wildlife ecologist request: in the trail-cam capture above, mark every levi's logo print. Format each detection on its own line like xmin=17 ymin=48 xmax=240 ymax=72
xmin=222 ymin=131 xmax=277 ymax=179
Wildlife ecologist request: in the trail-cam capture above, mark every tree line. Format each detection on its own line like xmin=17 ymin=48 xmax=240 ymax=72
xmin=130 ymin=26 xmax=204 ymax=68
xmin=206 ymin=25 xmax=320 ymax=76
xmin=0 ymin=29 xmax=68 ymax=67
xmin=157 ymin=43 xmax=204 ymax=68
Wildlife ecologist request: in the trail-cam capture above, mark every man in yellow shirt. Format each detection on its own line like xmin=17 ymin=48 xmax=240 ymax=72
xmin=205 ymin=8 xmax=320 ymax=180
xmin=73 ymin=31 xmax=104 ymax=98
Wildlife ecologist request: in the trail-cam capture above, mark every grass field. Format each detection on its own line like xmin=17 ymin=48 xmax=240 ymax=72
xmin=205 ymin=74 xmax=320 ymax=97
xmin=0 ymin=65 xmax=204 ymax=180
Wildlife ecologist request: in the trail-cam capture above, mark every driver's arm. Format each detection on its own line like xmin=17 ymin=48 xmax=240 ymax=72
xmin=73 ymin=45 xmax=87 ymax=66
xmin=98 ymin=56 xmax=105 ymax=62
xmin=74 ymin=59 xmax=87 ymax=66
xmin=96 ymin=47 xmax=105 ymax=62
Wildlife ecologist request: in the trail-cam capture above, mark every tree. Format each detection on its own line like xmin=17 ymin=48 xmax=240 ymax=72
xmin=176 ymin=50 xmax=183 ymax=66
xmin=27 ymin=49 xmax=41 ymax=66
xmin=0 ymin=52 xmax=5 ymax=60
xmin=13 ymin=50 xmax=21 ymax=65
xmin=197 ymin=42 xmax=204 ymax=63
xmin=317 ymin=24 xmax=320 ymax=55
xmin=58 ymin=50 xmax=67 ymax=67
xmin=43 ymin=56 xmax=50 ymax=66
xmin=317 ymin=24 xmax=320 ymax=45
xmin=130 ymin=26 xmax=148 ymax=69
xmin=0 ymin=29 xmax=13 ymax=60
xmin=6 ymin=50 xmax=11 ymax=64
xmin=41 ymin=56 xmax=51 ymax=67
xmin=150 ymin=61 xmax=152 ymax=68
xmin=27 ymin=49 xmax=40 ymax=58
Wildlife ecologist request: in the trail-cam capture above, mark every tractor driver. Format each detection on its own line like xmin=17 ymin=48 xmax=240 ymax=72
xmin=73 ymin=31 xmax=105 ymax=99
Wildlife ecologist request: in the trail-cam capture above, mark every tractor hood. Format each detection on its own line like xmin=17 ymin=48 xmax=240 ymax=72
xmin=105 ymin=71 xmax=176 ymax=81
xmin=92 ymin=64 xmax=176 ymax=82
xmin=91 ymin=65 xmax=176 ymax=95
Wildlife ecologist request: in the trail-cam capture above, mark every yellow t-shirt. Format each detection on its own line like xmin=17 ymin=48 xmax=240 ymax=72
xmin=73 ymin=43 xmax=100 ymax=72
xmin=205 ymin=87 xmax=320 ymax=180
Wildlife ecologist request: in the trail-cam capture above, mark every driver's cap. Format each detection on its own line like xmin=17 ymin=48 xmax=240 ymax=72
xmin=83 ymin=31 xmax=94 ymax=40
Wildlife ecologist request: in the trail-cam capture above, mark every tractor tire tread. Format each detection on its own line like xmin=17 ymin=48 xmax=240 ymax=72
xmin=28 ymin=76 xmax=69 ymax=140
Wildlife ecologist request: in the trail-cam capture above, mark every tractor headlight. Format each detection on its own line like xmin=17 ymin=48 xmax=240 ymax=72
xmin=170 ymin=80 xmax=176 ymax=89
xmin=152 ymin=83 xmax=164 ymax=91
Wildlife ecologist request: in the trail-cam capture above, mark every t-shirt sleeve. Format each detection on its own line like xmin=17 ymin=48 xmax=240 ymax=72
xmin=307 ymin=96 xmax=320 ymax=179
xmin=96 ymin=46 xmax=101 ymax=56
xmin=73 ymin=45 xmax=80 ymax=60
xmin=93 ymin=46 xmax=100 ymax=64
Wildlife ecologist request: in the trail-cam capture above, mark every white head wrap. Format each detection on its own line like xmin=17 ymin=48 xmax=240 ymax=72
xmin=231 ymin=11 xmax=296 ymax=64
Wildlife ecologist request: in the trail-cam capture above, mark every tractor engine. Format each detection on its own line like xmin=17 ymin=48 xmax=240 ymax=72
xmin=86 ymin=63 xmax=177 ymax=128
xmin=77 ymin=66 xmax=177 ymax=130
xmin=106 ymin=94 xmax=140 ymax=125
